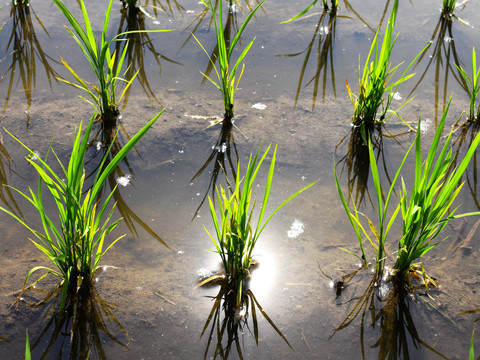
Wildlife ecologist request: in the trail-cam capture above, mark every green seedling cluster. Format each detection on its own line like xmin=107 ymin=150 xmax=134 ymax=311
xmin=346 ymin=0 xmax=424 ymax=138
xmin=336 ymin=97 xmax=480 ymax=285
xmin=194 ymin=0 xmax=265 ymax=121
xmin=442 ymin=0 xmax=457 ymax=14
xmin=457 ymin=47 xmax=480 ymax=122
xmin=205 ymin=143 xmax=316 ymax=309
xmin=1 ymin=111 xmax=162 ymax=308
xmin=53 ymin=0 xmax=167 ymax=125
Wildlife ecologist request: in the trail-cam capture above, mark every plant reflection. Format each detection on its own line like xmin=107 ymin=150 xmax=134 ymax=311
xmin=180 ymin=0 xmax=265 ymax=55
xmin=1 ymin=2 xmax=58 ymax=124
xmin=451 ymin=123 xmax=480 ymax=211
xmin=121 ymin=0 xmax=185 ymax=18
xmin=201 ymin=280 xmax=291 ymax=359
xmin=20 ymin=282 xmax=128 ymax=360
xmin=191 ymin=119 xmax=237 ymax=219
xmin=332 ymin=276 xmax=449 ymax=359
xmin=278 ymin=7 xmax=340 ymax=109
xmin=86 ymin=120 xmax=170 ymax=249
xmin=408 ymin=13 xmax=467 ymax=126
xmin=335 ymin=127 xmax=397 ymax=208
xmin=0 ymin=137 xmax=24 ymax=219
xmin=114 ymin=3 xmax=181 ymax=108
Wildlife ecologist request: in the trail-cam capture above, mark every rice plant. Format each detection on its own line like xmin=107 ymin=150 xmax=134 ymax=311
xmin=346 ymin=0 xmax=423 ymax=137
xmin=456 ymin=47 xmax=480 ymax=122
xmin=470 ymin=329 xmax=476 ymax=360
xmin=53 ymin=0 xmax=167 ymax=126
xmin=194 ymin=0 xmax=265 ymax=121
xmin=442 ymin=0 xmax=456 ymax=14
xmin=0 ymin=110 xmax=163 ymax=309
xmin=204 ymin=143 xmax=316 ymax=309
xmin=391 ymin=98 xmax=480 ymax=283
xmin=335 ymin=97 xmax=480 ymax=284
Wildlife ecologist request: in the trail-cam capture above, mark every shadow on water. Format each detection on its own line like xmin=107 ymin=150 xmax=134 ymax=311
xmin=408 ymin=13 xmax=468 ymax=127
xmin=19 ymin=281 xmax=128 ymax=360
xmin=86 ymin=118 xmax=170 ymax=249
xmin=331 ymin=273 xmax=449 ymax=359
xmin=200 ymin=279 xmax=292 ymax=360
xmin=191 ymin=119 xmax=238 ymax=219
xmin=1 ymin=2 xmax=59 ymax=125
xmin=277 ymin=7 xmax=341 ymax=109
xmin=114 ymin=4 xmax=182 ymax=107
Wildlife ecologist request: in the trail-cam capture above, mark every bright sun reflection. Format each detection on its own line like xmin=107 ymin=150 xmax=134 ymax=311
xmin=247 ymin=242 xmax=278 ymax=302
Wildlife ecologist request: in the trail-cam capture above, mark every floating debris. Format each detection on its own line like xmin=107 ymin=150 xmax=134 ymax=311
xmin=116 ymin=174 xmax=132 ymax=187
xmin=287 ymin=219 xmax=305 ymax=238
xmin=252 ymin=103 xmax=267 ymax=110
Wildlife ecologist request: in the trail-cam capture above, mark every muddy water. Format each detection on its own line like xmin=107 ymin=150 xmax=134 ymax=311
xmin=1 ymin=0 xmax=480 ymax=359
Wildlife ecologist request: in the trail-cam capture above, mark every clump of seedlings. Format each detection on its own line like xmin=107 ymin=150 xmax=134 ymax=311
xmin=442 ymin=0 xmax=457 ymax=14
xmin=53 ymin=0 xmax=168 ymax=126
xmin=346 ymin=0 xmax=424 ymax=139
xmin=0 ymin=111 xmax=163 ymax=308
xmin=456 ymin=47 xmax=480 ymax=122
xmin=194 ymin=0 xmax=265 ymax=122
xmin=335 ymin=97 xmax=480 ymax=288
xmin=204 ymin=143 xmax=316 ymax=309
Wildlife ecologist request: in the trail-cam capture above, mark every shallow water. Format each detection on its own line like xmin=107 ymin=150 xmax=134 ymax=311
xmin=1 ymin=0 xmax=480 ymax=359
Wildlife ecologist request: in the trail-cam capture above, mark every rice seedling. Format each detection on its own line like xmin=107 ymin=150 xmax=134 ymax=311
xmin=456 ymin=47 xmax=480 ymax=122
xmin=470 ymin=329 xmax=476 ymax=360
xmin=25 ymin=330 xmax=31 ymax=360
xmin=336 ymin=96 xmax=480 ymax=284
xmin=52 ymin=0 xmax=168 ymax=126
xmin=0 ymin=110 xmax=163 ymax=309
xmin=442 ymin=0 xmax=457 ymax=14
xmin=346 ymin=0 xmax=424 ymax=137
xmin=193 ymin=0 xmax=265 ymax=121
xmin=204 ymin=143 xmax=316 ymax=309
xmin=391 ymin=98 xmax=480 ymax=283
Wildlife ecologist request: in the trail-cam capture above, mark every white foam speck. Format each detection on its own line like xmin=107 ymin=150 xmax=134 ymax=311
xmin=287 ymin=219 xmax=305 ymax=238
xmin=116 ymin=174 xmax=132 ymax=187
xmin=252 ymin=103 xmax=267 ymax=110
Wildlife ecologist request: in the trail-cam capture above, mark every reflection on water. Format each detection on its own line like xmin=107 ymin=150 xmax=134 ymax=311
xmin=335 ymin=126 xmax=399 ymax=208
xmin=332 ymin=275 xmax=449 ymax=359
xmin=1 ymin=2 xmax=58 ymax=124
xmin=20 ymin=282 xmax=128 ymax=360
xmin=200 ymin=281 xmax=291 ymax=360
xmin=114 ymin=4 xmax=181 ymax=107
xmin=408 ymin=13 xmax=468 ymax=126
xmin=278 ymin=6 xmax=339 ymax=109
xmin=87 ymin=119 xmax=170 ymax=249
xmin=191 ymin=119 xmax=237 ymax=218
